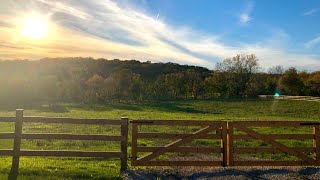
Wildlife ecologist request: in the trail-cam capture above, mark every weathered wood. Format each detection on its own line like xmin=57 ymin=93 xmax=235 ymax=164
xmin=137 ymin=133 xmax=220 ymax=139
xmin=0 ymin=149 xmax=13 ymax=156
xmin=131 ymin=120 xmax=222 ymax=126
xmin=19 ymin=150 xmax=123 ymax=157
xmin=137 ymin=125 xmax=218 ymax=162
xmin=232 ymin=121 xmax=315 ymax=127
xmin=0 ymin=117 xmax=16 ymax=122
xmin=234 ymin=147 xmax=315 ymax=154
xmin=136 ymin=147 xmax=221 ymax=153
xmin=120 ymin=117 xmax=128 ymax=171
xmin=233 ymin=161 xmax=310 ymax=166
xmin=0 ymin=133 xmax=14 ymax=139
xmin=236 ymin=124 xmax=317 ymax=165
xmin=228 ymin=123 xmax=234 ymax=166
xmin=222 ymin=121 xmax=228 ymax=167
xmin=133 ymin=160 xmax=222 ymax=166
xmin=21 ymin=133 xmax=124 ymax=141
xmin=314 ymin=125 xmax=320 ymax=164
xmin=9 ymin=109 xmax=23 ymax=180
xmin=233 ymin=134 xmax=314 ymax=140
xmin=131 ymin=124 xmax=138 ymax=165
xmin=23 ymin=117 xmax=123 ymax=125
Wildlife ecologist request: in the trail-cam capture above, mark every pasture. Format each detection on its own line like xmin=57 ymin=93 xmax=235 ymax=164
xmin=0 ymin=99 xmax=319 ymax=179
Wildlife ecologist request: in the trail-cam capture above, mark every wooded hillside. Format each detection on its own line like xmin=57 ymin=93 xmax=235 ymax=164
xmin=0 ymin=55 xmax=319 ymax=106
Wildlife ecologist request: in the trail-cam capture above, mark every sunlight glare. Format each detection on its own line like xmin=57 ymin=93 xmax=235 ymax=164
xmin=21 ymin=17 xmax=49 ymax=39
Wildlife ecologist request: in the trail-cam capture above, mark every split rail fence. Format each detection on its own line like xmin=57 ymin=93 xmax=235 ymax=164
xmin=0 ymin=109 xmax=128 ymax=180
xmin=1 ymin=109 xmax=320 ymax=179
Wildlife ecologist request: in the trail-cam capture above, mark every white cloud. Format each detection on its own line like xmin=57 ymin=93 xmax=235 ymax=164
xmin=304 ymin=35 xmax=320 ymax=49
xmin=0 ymin=0 xmax=319 ymax=71
xmin=239 ymin=1 xmax=253 ymax=24
xmin=302 ymin=8 xmax=320 ymax=16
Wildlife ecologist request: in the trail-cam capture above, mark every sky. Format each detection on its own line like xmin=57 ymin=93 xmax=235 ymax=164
xmin=0 ymin=0 xmax=320 ymax=71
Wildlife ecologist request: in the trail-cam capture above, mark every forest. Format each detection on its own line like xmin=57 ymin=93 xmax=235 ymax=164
xmin=0 ymin=54 xmax=319 ymax=107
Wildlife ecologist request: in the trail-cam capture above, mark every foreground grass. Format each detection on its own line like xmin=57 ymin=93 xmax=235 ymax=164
xmin=0 ymin=99 xmax=319 ymax=179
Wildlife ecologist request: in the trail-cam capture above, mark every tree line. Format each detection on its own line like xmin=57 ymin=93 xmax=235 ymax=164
xmin=0 ymin=55 xmax=319 ymax=107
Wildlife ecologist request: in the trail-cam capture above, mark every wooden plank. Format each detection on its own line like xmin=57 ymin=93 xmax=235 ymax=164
xmin=21 ymin=134 xmax=124 ymax=141
xmin=234 ymin=147 xmax=315 ymax=154
xmin=137 ymin=133 xmax=220 ymax=139
xmin=137 ymin=125 xmax=218 ymax=162
xmin=228 ymin=123 xmax=234 ymax=166
xmin=233 ymin=161 xmax=310 ymax=166
xmin=131 ymin=120 xmax=222 ymax=126
xmin=133 ymin=160 xmax=222 ymax=166
xmin=120 ymin=117 xmax=128 ymax=171
xmin=136 ymin=147 xmax=221 ymax=153
xmin=221 ymin=121 xmax=228 ymax=167
xmin=9 ymin=109 xmax=23 ymax=180
xmin=234 ymin=134 xmax=314 ymax=140
xmin=23 ymin=117 xmax=123 ymax=125
xmin=236 ymin=124 xmax=317 ymax=165
xmin=131 ymin=124 xmax=138 ymax=165
xmin=314 ymin=125 xmax=320 ymax=164
xmin=0 ymin=117 xmax=16 ymax=122
xmin=232 ymin=121 xmax=315 ymax=127
xmin=18 ymin=150 xmax=123 ymax=158
xmin=0 ymin=133 xmax=14 ymax=139
xmin=0 ymin=149 xmax=13 ymax=156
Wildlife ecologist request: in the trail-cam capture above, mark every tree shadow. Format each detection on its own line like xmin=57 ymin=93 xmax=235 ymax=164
xmin=69 ymin=103 xmax=142 ymax=112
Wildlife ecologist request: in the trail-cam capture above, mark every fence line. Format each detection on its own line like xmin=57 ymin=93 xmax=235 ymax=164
xmin=0 ymin=109 xmax=128 ymax=180
xmin=1 ymin=109 xmax=320 ymax=179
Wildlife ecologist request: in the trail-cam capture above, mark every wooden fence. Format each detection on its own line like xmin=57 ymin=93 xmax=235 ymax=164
xmin=131 ymin=120 xmax=320 ymax=167
xmin=0 ymin=109 xmax=128 ymax=180
xmin=1 ymin=110 xmax=320 ymax=178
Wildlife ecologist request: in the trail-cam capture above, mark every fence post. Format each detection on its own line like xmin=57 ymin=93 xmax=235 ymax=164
xmin=120 ymin=117 xmax=128 ymax=171
xmin=131 ymin=123 xmax=138 ymax=166
xmin=313 ymin=125 xmax=320 ymax=165
xmin=221 ymin=121 xmax=228 ymax=167
xmin=9 ymin=109 xmax=23 ymax=180
xmin=228 ymin=122 xmax=234 ymax=166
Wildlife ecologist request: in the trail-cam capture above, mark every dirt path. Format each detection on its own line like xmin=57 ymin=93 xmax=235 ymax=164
xmin=123 ymin=166 xmax=320 ymax=180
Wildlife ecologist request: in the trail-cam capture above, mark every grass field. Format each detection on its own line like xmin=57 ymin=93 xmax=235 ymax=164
xmin=0 ymin=99 xmax=319 ymax=179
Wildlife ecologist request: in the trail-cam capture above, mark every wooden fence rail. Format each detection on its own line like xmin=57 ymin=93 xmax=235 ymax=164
xmin=0 ymin=109 xmax=128 ymax=180
xmin=131 ymin=120 xmax=320 ymax=167
xmin=1 ymin=110 xmax=320 ymax=178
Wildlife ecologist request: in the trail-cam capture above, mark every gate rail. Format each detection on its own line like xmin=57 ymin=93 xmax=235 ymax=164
xmin=131 ymin=120 xmax=320 ymax=167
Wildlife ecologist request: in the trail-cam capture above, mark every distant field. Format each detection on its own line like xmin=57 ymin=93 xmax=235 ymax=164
xmin=0 ymin=99 xmax=319 ymax=179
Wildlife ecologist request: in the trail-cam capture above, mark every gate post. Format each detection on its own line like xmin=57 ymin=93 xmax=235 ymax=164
xmin=120 ymin=117 xmax=129 ymax=171
xmin=228 ymin=122 xmax=234 ymax=166
xmin=221 ymin=121 xmax=228 ymax=167
xmin=9 ymin=109 xmax=23 ymax=180
xmin=313 ymin=125 xmax=320 ymax=165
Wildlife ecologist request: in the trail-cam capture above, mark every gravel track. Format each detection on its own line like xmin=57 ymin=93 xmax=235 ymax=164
xmin=123 ymin=166 xmax=320 ymax=180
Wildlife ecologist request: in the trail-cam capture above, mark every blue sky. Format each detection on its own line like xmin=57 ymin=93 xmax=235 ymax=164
xmin=0 ymin=0 xmax=320 ymax=71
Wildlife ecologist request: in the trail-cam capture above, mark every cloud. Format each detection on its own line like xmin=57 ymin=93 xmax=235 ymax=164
xmin=0 ymin=0 xmax=319 ymax=71
xmin=302 ymin=8 xmax=320 ymax=16
xmin=304 ymin=35 xmax=320 ymax=49
xmin=239 ymin=1 xmax=254 ymax=24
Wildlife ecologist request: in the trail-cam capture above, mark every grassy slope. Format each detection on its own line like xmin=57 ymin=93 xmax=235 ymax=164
xmin=0 ymin=99 xmax=319 ymax=179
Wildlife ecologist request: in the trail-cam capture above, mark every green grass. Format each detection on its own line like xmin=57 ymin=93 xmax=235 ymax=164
xmin=0 ymin=99 xmax=319 ymax=179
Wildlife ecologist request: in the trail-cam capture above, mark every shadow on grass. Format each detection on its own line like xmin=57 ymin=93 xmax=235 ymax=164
xmin=124 ymin=167 xmax=320 ymax=180
xmin=70 ymin=103 xmax=142 ymax=111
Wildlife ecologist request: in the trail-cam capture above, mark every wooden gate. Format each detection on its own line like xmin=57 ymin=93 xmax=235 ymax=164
xmin=131 ymin=120 xmax=227 ymax=166
xmin=228 ymin=121 xmax=320 ymax=166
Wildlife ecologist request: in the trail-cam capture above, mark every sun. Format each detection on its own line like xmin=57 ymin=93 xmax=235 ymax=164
xmin=21 ymin=17 xmax=49 ymax=39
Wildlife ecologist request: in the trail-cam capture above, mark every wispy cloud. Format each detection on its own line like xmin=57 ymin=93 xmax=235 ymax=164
xmin=0 ymin=0 xmax=319 ymax=71
xmin=239 ymin=1 xmax=254 ymax=24
xmin=304 ymin=35 xmax=320 ymax=49
xmin=302 ymin=8 xmax=320 ymax=16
